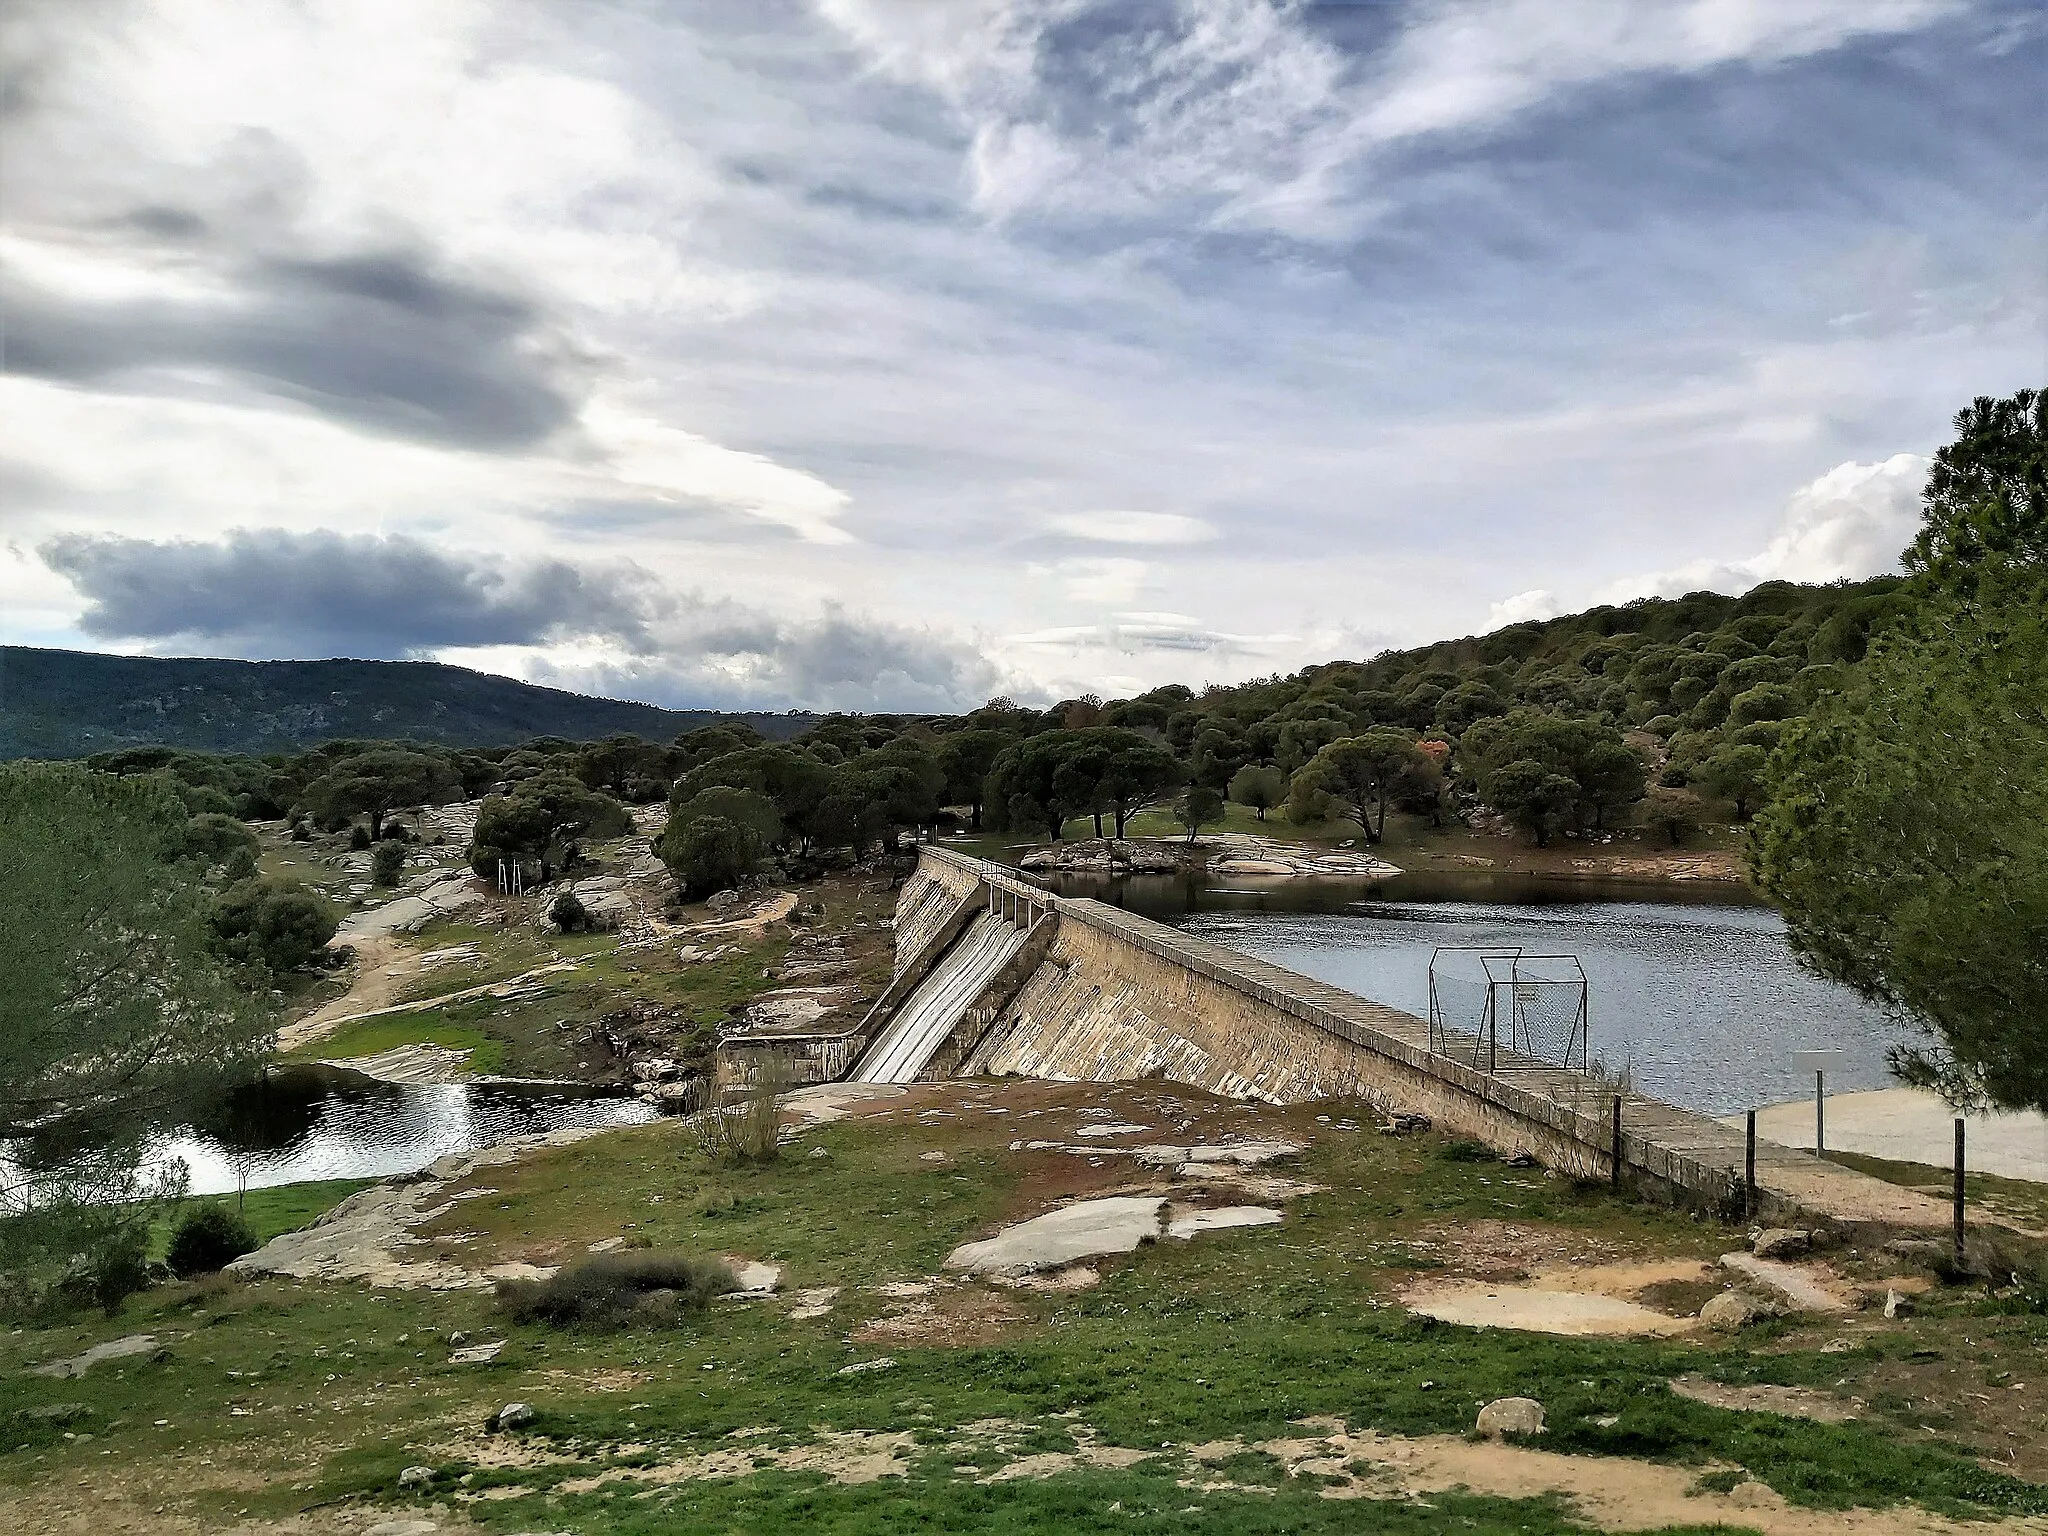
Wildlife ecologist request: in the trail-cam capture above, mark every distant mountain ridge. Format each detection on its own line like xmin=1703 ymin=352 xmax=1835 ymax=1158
xmin=0 ymin=647 xmax=814 ymax=759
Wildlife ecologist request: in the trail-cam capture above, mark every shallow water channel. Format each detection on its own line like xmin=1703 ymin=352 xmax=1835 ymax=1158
xmin=150 ymin=1066 xmax=656 ymax=1197
xmin=1047 ymin=868 xmax=1907 ymax=1119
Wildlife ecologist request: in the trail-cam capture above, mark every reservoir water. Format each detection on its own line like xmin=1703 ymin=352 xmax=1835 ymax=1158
xmin=1046 ymin=869 xmax=1908 ymax=1118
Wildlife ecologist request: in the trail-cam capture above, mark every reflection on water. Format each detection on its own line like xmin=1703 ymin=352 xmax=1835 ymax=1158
xmin=147 ymin=1065 xmax=658 ymax=1196
xmin=1054 ymin=868 xmax=1907 ymax=1118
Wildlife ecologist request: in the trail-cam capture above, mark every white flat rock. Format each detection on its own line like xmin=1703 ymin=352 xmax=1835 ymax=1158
xmin=1404 ymin=1283 xmax=1695 ymax=1337
xmin=34 ymin=1333 xmax=158 ymax=1378
xmin=1719 ymin=1252 xmax=1851 ymax=1313
xmin=945 ymin=1197 xmax=1284 ymax=1276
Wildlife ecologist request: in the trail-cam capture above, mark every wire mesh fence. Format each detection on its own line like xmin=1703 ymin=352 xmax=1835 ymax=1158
xmin=1429 ymin=946 xmax=1588 ymax=1073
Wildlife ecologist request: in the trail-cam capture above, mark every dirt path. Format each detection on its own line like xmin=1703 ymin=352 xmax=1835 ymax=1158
xmin=277 ymin=934 xmax=418 ymax=1050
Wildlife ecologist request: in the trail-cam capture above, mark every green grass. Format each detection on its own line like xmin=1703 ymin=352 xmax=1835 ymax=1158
xmin=9 ymin=1090 xmax=2042 ymax=1533
xmin=291 ymin=1005 xmax=506 ymax=1074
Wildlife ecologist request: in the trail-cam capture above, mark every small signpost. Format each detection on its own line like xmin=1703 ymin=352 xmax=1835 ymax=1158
xmin=1792 ymin=1048 xmax=1846 ymax=1157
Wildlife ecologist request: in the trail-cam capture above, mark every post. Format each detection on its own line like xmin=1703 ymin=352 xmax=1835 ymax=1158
xmin=1953 ymin=1117 xmax=1967 ymax=1271
xmin=1815 ymin=1069 xmax=1826 ymax=1158
xmin=1610 ymin=1095 xmax=1623 ymax=1191
xmin=1745 ymin=1110 xmax=1757 ymax=1220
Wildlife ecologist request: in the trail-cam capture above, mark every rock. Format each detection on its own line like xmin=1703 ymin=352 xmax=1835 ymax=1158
xmin=1379 ymin=1112 xmax=1432 ymax=1137
xmin=587 ymin=1236 xmax=626 ymax=1254
xmin=724 ymin=1259 xmax=782 ymax=1296
xmin=397 ymin=1465 xmax=436 ymax=1487
xmin=1751 ymin=1228 xmax=1811 ymax=1260
xmin=1884 ymin=1238 xmax=1950 ymax=1266
xmin=32 ymin=1334 xmax=157 ymax=1379
xmin=1475 ymin=1398 xmax=1546 ymax=1438
xmin=837 ymin=1356 xmax=896 ymax=1376
xmin=1700 ymin=1291 xmax=1776 ymax=1331
xmin=447 ymin=1330 xmax=469 ymax=1346
xmin=706 ymin=889 xmax=742 ymax=912
xmin=366 ymin=1522 xmax=439 ymax=1536
xmin=494 ymin=1401 xmax=537 ymax=1431
xmin=450 ymin=1339 xmax=505 ymax=1363
xmin=1719 ymin=1252 xmax=1849 ymax=1313
xmin=1883 ymin=1288 xmax=1914 ymax=1320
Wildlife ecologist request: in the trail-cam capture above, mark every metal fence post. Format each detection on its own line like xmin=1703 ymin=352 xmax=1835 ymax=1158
xmin=1953 ymin=1117 xmax=1967 ymax=1271
xmin=1745 ymin=1110 xmax=1757 ymax=1221
xmin=1610 ymin=1095 xmax=1622 ymax=1190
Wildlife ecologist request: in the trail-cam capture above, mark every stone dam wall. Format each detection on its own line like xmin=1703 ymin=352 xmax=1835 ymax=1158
xmin=888 ymin=845 xmax=1952 ymax=1237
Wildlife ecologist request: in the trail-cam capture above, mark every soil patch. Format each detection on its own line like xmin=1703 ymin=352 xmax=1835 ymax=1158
xmin=1670 ymin=1373 xmax=1862 ymax=1423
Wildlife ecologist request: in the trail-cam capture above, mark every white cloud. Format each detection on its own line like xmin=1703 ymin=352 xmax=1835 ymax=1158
xmin=1488 ymin=588 xmax=1560 ymax=626
xmin=817 ymin=0 xmax=1961 ymax=240
xmin=1010 ymin=611 xmax=1294 ymax=656
xmin=580 ymin=404 xmax=854 ymax=545
xmin=1032 ymin=556 xmax=1152 ymax=604
xmin=1355 ymin=0 xmax=1961 ymax=147
xmin=1044 ymin=510 xmax=1217 ymax=545
xmin=1598 ymin=453 xmax=1929 ymax=603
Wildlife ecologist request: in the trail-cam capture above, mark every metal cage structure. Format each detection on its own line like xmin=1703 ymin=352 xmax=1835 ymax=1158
xmin=1428 ymin=946 xmax=1589 ymax=1073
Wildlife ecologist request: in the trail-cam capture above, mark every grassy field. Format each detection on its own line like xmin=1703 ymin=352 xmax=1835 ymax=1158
xmin=7 ymin=1081 xmax=2044 ymax=1534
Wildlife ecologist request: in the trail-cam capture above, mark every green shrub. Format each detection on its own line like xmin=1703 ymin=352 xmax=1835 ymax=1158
xmin=209 ymin=876 xmax=339 ymax=975
xmin=61 ymin=1224 xmax=152 ymax=1316
xmin=370 ymin=838 xmax=406 ymax=887
xmin=496 ymin=1252 xmax=736 ymax=1329
xmin=1438 ymin=1137 xmax=1498 ymax=1163
xmin=549 ymin=889 xmax=591 ymax=933
xmin=165 ymin=1203 xmax=258 ymax=1277
xmin=663 ymin=814 xmax=764 ymax=899
xmin=348 ymin=823 xmax=372 ymax=851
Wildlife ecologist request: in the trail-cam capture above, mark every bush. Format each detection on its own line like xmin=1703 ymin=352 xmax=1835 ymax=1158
xmin=348 ymin=823 xmax=372 ymax=851
xmin=664 ymin=814 xmax=764 ymax=899
xmin=496 ymin=1252 xmax=736 ymax=1330
xmin=209 ymin=876 xmax=340 ymax=975
xmin=684 ymin=1057 xmax=787 ymax=1166
xmin=166 ymin=1203 xmax=257 ymax=1277
xmin=62 ymin=1224 xmax=152 ymax=1317
xmin=549 ymin=889 xmax=592 ymax=933
xmin=370 ymin=838 xmax=406 ymax=887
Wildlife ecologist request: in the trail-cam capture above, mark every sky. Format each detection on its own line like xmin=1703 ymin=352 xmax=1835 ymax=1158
xmin=2 ymin=0 xmax=2042 ymax=713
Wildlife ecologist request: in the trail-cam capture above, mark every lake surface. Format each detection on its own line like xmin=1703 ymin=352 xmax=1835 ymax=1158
xmin=147 ymin=1065 xmax=657 ymax=1197
xmin=1047 ymin=869 xmax=1908 ymax=1118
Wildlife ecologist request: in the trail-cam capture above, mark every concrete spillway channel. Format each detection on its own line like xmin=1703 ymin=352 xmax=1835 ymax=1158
xmin=849 ymin=911 xmax=1032 ymax=1084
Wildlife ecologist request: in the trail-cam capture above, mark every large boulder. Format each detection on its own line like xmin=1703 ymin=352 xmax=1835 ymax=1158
xmin=1475 ymin=1398 xmax=1545 ymax=1438
xmin=1700 ymin=1290 xmax=1777 ymax=1331
xmin=1751 ymin=1228 xmax=1811 ymax=1260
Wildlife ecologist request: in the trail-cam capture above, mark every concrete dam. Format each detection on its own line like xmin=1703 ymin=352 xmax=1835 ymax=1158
xmin=770 ymin=846 xmax=1950 ymax=1235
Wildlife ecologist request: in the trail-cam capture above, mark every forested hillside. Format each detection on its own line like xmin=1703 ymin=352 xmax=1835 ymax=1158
xmin=0 ymin=648 xmax=813 ymax=757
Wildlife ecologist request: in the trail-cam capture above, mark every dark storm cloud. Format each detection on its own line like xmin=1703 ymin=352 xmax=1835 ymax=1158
xmin=41 ymin=529 xmax=657 ymax=658
xmin=2 ymin=244 xmax=584 ymax=450
xmin=39 ymin=528 xmax=1012 ymax=712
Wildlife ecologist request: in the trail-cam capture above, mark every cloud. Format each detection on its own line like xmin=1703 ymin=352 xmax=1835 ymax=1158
xmin=819 ymin=0 xmax=1964 ymax=240
xmin=38 ymin=526 xmax=1012 ymax=712
xmin=1488 ymin=588 xmax=1560 ymax=626
xmin=1598 ymin=453 xmax=1929 ymax=603
xmin=41 ymin=528 xmax=660 ymax=658
xmin=1031 ymin=556 xmax=1151 ymax=603
xmin=1044 ymin=510 xmax=1216 ymax=545
xmin=2 ymin=238 xmax=585 ymax=450
xmin=1353 ymin=0 xmax=1962 ymax=148
xmin=1011 ymin=610 xmax=1293 ymax=655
